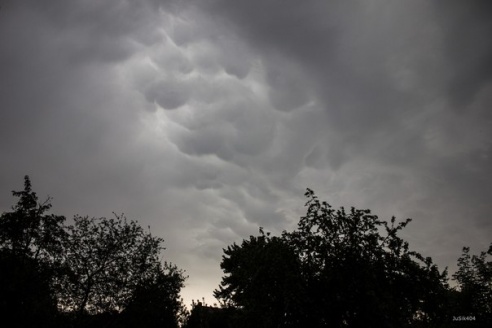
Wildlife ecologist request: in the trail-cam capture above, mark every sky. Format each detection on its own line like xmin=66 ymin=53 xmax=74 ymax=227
xmin=1 ymin=0 xmax=491 ymax=307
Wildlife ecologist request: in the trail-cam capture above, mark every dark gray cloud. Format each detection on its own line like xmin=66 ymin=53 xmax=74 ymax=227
xmin=432 ymin=0 xmax=492 ymax=108
xmin=1 ymin=0 xmax=491 ymax=305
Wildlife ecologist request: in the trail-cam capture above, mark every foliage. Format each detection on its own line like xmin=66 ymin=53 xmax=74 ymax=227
xmin=122 ymin=262 xmax=187 ymax=328
xmin=0 ymin=176 xmax=64 ymax=327
xmin=214 ymin=230 xmax=306 ymax=328
xmin=4 ymin=177 xmax=492 ymax=327
xmin=56 ymin=214 xmax=168 ymax=315
xmin=288 ymin=188 xmax=450 ymax=327
xmin=0 ymin=251 xmax=59 ymax=328
xmin=452 ymin=244 xmax=492 ymax=324
xmin=0 ymin=175 xmax=66 ymax=263
xmin=183 ymin=299 xmax=240 ymax=328
xmin=0 ymin=176 xmax=187 ymax=328
xmin=215 ymin=188 xmax=450 ymax=327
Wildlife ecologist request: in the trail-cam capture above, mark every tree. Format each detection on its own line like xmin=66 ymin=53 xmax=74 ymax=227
xmin=0 ymin=176 xmax=65 ymax=327
xmin=452 ymin=244 xmax=492 ymax=324
xmin=1 ymin=176 xmax=187 ymax=327
xmin=122 ymin=262 xmax=187 ymax=328
xmin=0 ymin=175 xmax=66 ymax=263
xmin=0 ymin=251 xmax=59 ymax=328
xmin=215 ymin=188 xmax=450 ymax=327
xmin=214 ymin=229 xmax=306 ymax=328
xmin=183 ymin=300 xmax=240 ymax=328
xmin=55 ymin=214 xmax=181 ymax=319
xmin=286 ymin=188 xmax=450 ymax=327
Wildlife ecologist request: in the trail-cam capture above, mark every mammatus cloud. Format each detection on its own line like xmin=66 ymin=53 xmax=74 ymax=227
xmin=1 ymin=0 xmax=491 ymax=305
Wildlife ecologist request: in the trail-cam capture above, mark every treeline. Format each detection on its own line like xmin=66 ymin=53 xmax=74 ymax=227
xmin=0 ymin=176 xmax=186 ymax=328
xmin=1 ymin=177 xmax=491 ymax=328
xmin=184 ymin=189 xmax=492 ymax=328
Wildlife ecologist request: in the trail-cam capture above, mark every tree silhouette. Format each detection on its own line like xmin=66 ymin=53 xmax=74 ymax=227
xmin=0 ymin=176 xmax=64 ymax=327
xmin=214 ymin=230 xmax=306 ymax=328
xmin=451 ymin=244 xmax=492 ymax=325
xmin=0 ymin=251 xmax=59 ymax=328
xmin=122 ymin=262 xmax=187 ymax=328
xmin=56 ymin=214 xmax=176 ymax=317
xmin=0 ymin=175 xmax=66 ymax=262
xmin=288 ymin=188 xmax=450 ymax=327
xmin=215 ymin=188 xmax=450 ymax=327
xmin=0 ymin=176 xmax=187 ymax=328
xmin=183 ymin=299 xmax=240 ymax=328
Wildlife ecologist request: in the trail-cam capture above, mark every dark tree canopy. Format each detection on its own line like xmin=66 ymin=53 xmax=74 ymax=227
xmin=121 ymin=261 xmax=187 ymax=328
xmin=287 ymin=188 xmax=450 ymax=327
xmin=183 ymin=300 xmax=240 ymax=328
xmin=214 ymin=231 xmax=306 ymax=328
xmin=452 ymin=244 xmax=492 ymax=324
xmin=2 ymin=177 xmax=491 ymax=328
xmin=0 ymin=175 xmax=66 ymax=263
xmin=0 ymin=176 xmax=64 ymax=327
xmin=0 ymin=176 xmax=186 ymax=328
xmin=56 ymin=214 xmax=169 ymax=315
xmin=215 ymin=188 xmax=451 ymax=328
xmin=0 ymin=251 xmax=59 ymax=328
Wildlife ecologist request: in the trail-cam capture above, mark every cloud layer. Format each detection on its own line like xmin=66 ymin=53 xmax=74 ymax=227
xmin=1 ymin=0 xmax=491 ymax=304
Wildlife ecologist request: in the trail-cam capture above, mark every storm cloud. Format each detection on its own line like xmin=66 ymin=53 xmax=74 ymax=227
xmin=1 ymin=0 xmax=491 ymax=305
